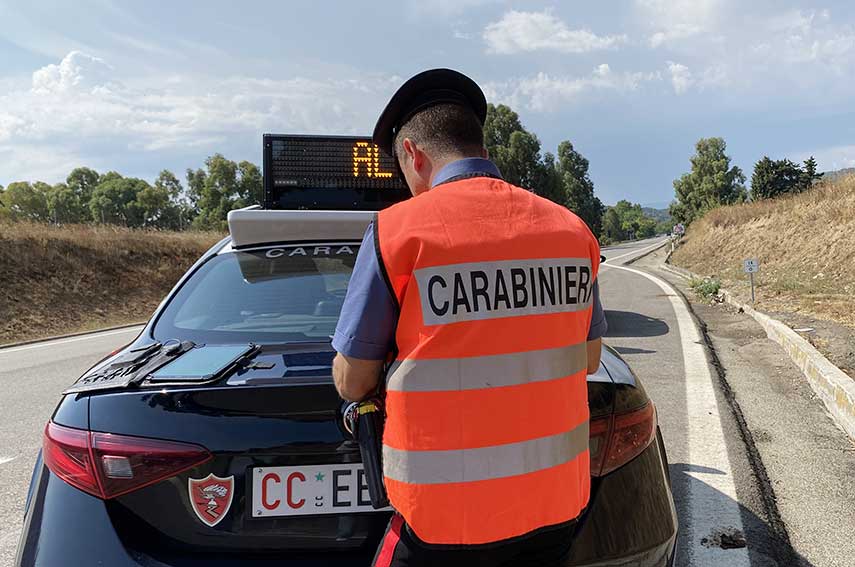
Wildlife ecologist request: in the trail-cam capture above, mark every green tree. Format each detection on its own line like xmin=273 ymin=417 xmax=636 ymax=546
xmin=3 ymin=181 xmax=50 ymax=221
xmin=801 ymin=156 xmax=823 ymax=190
xmin=188 ymin=154 xmax=262 ymax=230
xmin=190 ymin=154 xmax=237 ymax=230
xmin=46 ymin=182 xmax=88 ymax=224
xmin=483 ymin=103 xmax=604 ymax=235
xmin=138 ymin=169 xmax=188 ymax=229
xmin=99 ymin=171 xmax=123 ymax=185
xmin=534 ymin=152 xmax=564 ymax=205
xmin=236 ymin=161 xmax=263 ymax=207
xmin=751 ymin=156 xmax=822 ymax=200
xmin=751 ymin=157 xmax=802 ymax=200
xmin=670 ymin=137 xmax=746 ymax=224
xmin=602 ymin=207 xmax=624 ymax=243
xmin=90 ymin=176 xmax=149 ymax=227
xmin=655 ymin=220 xmax=673 ymax=235
xmin=136 ymin=184 xmax=175 ymax=229
xmin=556 ymin=141 xmax=604 ymax=237
xmin=186 ymin=167 xmax=207 ymax=210
xmin=484 ymin=104 xmax=525 ymax=155
xmin=154 ymin=169 xmax=182 ymax=199
xmin=66 ymin=167 xmax=100 ymax=217
xmin=601 ymin=200 xmax=662 ymax=243
xmin=484 ymin=104 xmax=544 ymax=189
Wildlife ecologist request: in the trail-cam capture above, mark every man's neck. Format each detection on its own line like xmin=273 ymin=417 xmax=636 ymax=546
xmin=427 ymin=154 xmax=484 ymax=187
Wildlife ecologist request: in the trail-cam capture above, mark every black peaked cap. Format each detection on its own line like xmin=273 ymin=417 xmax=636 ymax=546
xmin=373 ymin=68 xmax=487 ymax=156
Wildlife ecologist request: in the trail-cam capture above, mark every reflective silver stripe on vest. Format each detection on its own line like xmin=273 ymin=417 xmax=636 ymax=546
xmin=383 ymin=421 xmax=590 ymax=485
xmin=413 ymin=257 xmax=594 ymax=326
xmin=386 ymin=342 xmax=587 ymax=392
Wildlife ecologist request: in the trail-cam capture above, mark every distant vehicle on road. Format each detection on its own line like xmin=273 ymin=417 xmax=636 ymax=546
xmin=16 ymin=135 xmax=677 ymax=567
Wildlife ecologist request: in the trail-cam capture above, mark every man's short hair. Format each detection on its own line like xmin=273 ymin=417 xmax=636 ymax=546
xmin=394 ymin=103 xmax=484 ymax=159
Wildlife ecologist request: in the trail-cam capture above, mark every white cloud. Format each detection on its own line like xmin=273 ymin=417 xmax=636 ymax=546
xmin=484 ymin=10 xmax=627 ymax=55
xmin=31 ymin=51 xmax=116 ymax=94
xmin=0 ymin=51 xmax=399 ymax=184
xmin=665 ymin=61 xmax=727 ymax=94
xmin=666 ymin=62 xmax=693 ymax=94
xmin=649 ymin=24 xmax=704 ymax=47
xmin=637 ymin=0 xmax=722 ymax=47
xmin=636 ymin=0 xmax=721 ymax=27
xmin=758 ymin=9 xmax=855 ymax=72
xmin=485 ymin=65 xmax=659 ymax=111
xmin=793 ymin=145 xmax=855 ymax=172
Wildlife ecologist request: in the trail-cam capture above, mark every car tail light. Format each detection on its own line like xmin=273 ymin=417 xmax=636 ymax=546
xmin=42 ymin=422 xmax=101 ymax=496
xmin=589 ymin=402 xmax=656 ymax=477
xmin=44 ymin=422 xmax=212 ymax=499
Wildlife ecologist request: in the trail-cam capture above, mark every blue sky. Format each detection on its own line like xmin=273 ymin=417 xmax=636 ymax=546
xmin=2 ymin=0 xmax=855 ymax=207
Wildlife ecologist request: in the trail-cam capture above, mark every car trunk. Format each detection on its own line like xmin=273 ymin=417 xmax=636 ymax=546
xmin=86 ymin=341 xmax=618 ymax=560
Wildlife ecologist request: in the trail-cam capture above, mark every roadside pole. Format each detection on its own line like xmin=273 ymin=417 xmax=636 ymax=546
xmin=743 ymin=259 xmax=759 ymax=304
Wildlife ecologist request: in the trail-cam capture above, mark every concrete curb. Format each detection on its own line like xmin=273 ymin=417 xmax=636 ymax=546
xmin=660 ymin=262 xmax=855 ymax=441
xmin=0 ymin=322 xmax=145 ymax=350
xmin=622 ymin=239 xmax=671 ymax=265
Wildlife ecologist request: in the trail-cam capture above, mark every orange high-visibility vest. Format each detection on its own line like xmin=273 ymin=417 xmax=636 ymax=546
xmin=375 ymin=175 xmax=600 ymax=545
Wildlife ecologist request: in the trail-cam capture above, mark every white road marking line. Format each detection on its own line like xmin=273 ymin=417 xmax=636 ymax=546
xmin=0 ymin=326 xmax=143 ymax=355
xmin=0 ymin=456 xmax=16 ymax=466
xmin=604 ymin=263 xmax=750 ymax=566
xmin=603 ymin=239 xmax=668 ymax=264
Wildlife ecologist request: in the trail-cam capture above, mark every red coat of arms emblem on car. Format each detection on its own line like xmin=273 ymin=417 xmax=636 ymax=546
xmin=188 ymin=473 xmax=234 ymax=527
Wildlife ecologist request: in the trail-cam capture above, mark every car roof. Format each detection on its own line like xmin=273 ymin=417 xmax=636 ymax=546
xmin=226 ymin=206 xmax=374 ymax=249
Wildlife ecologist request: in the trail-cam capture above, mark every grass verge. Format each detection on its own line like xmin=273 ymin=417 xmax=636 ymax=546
xmin=671 ymin=174 xmax=855 ymax=331
xmin=0 ymin=222 xmax=223 ymax=345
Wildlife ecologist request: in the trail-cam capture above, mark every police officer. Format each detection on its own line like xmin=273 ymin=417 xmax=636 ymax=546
xmin=332 ymin=69 xmax=607 ymax=567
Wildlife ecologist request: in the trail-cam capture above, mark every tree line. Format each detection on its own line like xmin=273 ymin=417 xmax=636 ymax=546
xmin=3 ymin=102 xmax=679 ymax=240
xmin=669 ymin=137 xmax=824 ymax=226
xmin=0 ymin=155 xmax=262 ymax=231
xmin=483 ymin=104 xmax=605 ymax=237
xmin=601 ymin=200 xmax=672 ymax=244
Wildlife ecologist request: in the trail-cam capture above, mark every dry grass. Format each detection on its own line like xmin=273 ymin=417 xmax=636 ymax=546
xmin=672 ymin=174 xmax=855 ymax=329
xmin=0 ymin=222 xmax=224 ymax=344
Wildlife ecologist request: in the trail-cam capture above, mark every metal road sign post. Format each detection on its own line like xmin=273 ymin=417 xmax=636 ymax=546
xmin=743 ymin=259 xmax=759 ymax=303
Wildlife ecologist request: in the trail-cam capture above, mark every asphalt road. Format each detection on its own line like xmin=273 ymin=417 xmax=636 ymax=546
xmin=1 ymin=236 xmax=851 ymax=566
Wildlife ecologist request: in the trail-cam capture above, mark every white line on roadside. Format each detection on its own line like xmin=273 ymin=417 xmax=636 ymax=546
xmin=0 ymin=326 xmax=143 ymax=356
xmin=0 ymin=456 xmax=16 ymax=466
xmin=604 ymin=263 xmax=750 ymax=567
xmin=603 ymin=239 xmax=668 ymax=264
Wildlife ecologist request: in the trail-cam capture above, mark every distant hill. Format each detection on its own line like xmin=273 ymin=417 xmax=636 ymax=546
xmin=641 ymin=200 xmax=673 ymax=210
xmin=641 ymin=207 xmax=672 ymax=223
xmin=821 ymin=168 xmax=855 ymax=184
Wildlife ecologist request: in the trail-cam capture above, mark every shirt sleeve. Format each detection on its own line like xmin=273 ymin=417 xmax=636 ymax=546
xmin=331 ymin=223 xmax=397 ymax=360
xmin=587 ymin=279 xmax=608 ymax=341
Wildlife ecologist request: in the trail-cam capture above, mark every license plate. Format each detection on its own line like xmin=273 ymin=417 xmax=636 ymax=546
xmin=251 ymin=464 xmax=387 ymax=517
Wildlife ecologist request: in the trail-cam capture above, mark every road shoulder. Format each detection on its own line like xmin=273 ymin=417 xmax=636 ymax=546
xmin=638 ymin=248 xmax=855 ymax=567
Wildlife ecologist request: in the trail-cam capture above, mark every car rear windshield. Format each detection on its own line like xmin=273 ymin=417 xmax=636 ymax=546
xmin=153 ymin=244 xmax=359 ymax=344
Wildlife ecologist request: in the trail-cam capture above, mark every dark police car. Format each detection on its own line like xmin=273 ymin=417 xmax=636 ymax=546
xmin=16 ymin=135 xmax=677 ymax=566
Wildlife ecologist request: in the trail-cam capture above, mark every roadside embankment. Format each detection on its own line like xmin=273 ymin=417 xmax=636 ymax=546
xmin=671 ymin=175 xmax=855 ymax=376
xmin=0 ymin=222 xmax=223 ymax=345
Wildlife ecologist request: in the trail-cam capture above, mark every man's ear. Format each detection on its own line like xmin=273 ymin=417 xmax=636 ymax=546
xmin=401 ymin=138 xmax=417 ymax=162
xmin=481 ymin=146 xmax=489 ymax=159
xmin=403 ymin=138 xmax=425 ymax=174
